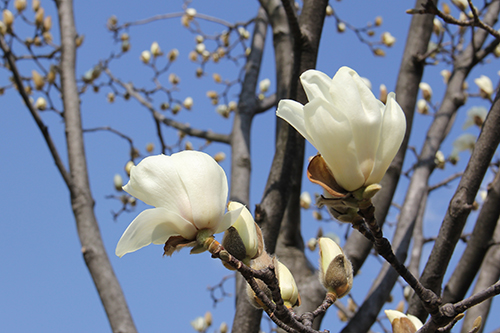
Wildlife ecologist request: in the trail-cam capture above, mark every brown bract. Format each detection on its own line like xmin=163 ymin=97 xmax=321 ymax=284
xmin=163 ymin=236 xmax=197 ymax=256
xmin=307 ymin=154 xmax=349 ymax=198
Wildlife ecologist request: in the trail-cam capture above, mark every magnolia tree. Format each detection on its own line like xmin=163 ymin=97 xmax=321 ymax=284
xmin=2 ymin=0 xmax=500 ymax=332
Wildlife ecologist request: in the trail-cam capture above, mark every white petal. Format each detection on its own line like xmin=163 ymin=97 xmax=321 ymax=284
xmin=385 ymin=309 xmax=406 ymax=324
xmin=300 ymin=69 xmax=334 ymax=103
xmin=318 ymin=237 xmax=343 ymax=274
xmin=227 ymin=202 xmax=258 ymax=257
xmin=123 ymin=154 xmax=193 ymax=221
xmin=215 ymin=205 xmax=244 ymax=234
xmin=172 ymin=151 xmax=228 ymax=231
xmin=366 ymin=92 xmax=406 ymax=185
xmin=115 ymin=207 xmax=197 ymax=257
xmin=276 ymin=99 xmax=316 ymax=146
xmin=303 ymin=97 xmax=365 ymax=191
xmin=407 ymin=314 xmax=424 ymax=331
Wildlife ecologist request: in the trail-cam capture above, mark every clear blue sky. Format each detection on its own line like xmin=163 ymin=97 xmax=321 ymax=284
xmin=1 ymin=1 xmax=498 ymax=332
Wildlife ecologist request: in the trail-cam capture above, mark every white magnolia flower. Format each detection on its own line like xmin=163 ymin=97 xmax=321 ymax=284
xmin=419 ymin=82 xmax=432 ymax=101
xmin=381 ymin=32 xmax=396 ymax=47
xmin=463 ymin=106 xmax=488 ymax=129
xmin=474 ymin=75 xmax=494 ymax=100
xmin=449 ymin=133 xmax=477 ymax=163
xmin=276 ymin=67 xmax=406 ymax=192
xmin=115 ymin=151 xmax=242 ymax=257
xmin=385 ymin=310 xmax=423 ymax=333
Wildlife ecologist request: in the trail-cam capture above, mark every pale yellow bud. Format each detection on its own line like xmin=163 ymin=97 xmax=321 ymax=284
xmin=183 ymin=97 xmax=193 ymax=110
xmin=374 ymin=16 xmax=383 ymax=26
xmin=206 ymin=90 xmax=218 ymax=99
xmin=228 ymin=101 xmax=237 ymax=111
xmin=219 ymin=322 xmax=228 ymax=333
xmin=338 ymin=310 xmax=348 ymax=322
xmin=195 ymin=43 xmax=205 ymax=54
xmin=107 ymin=15 xmax=118 ymax=30
xmin=337 ymin=22 xmax=346 ymax=32
xmin=35 ymin=8 xmax=44 ymax=27
xmin=494 ymin=44 xmax=500 ymax=58
xmin=181 ymin=15 xmax=190 ymax=27
xmin=3 ymin=9 xmax=14 ymax=28
xmin=442 ymin=3 xmax=451 ymax=15
xmin=32 ymin=70 xmax=45 ymax=90
xmin=195 ymin=67 xmax=203 ymax=78
xmin=128 ymin=196 xmax=136 ymax=206
xmin=121 ymin=40 xmax=130 ymax=52
xmin=171 ymin=104 xmax=181 ymax=114
xmin=474 ymin=75 xmax=494 ymax=100
xmin=440 ymin=69 xmax=451 ymax=84
xmin=185 ymin=7 xmax=197 ymax=18
xmin=169 ymin=73 xmax=180 ymax=85
xmin=120 ymin=33 xmax=129 ymax=41
xmin=216 ymin=104 xmax=229 ymax=118
xmin=259 ymin=78 xmax=271 ymax=93
xmin=433 ymin=18 xmax=443 ymax=36
xmin=150 ymin=41 xmax=161 ymax=57
xmin=168 ymin=48 xmax=179 ymax=61
xmin=190 ymin=317 xmax=207 ymax=333
xmin=195 ymin=35 xmax=204 ymax=44
xmin=75 ymin=34 xmax=84 ymax=47
xmin=145 ymin=142 xmax=154 ymax=153
xmin=379 ymin=84 xmax=388 ymax=104
xmin=417 ymin=99 xmax=429 ymax=115
xmin=213 ymin=152 xmax=226 ymax=163
xmin=204 ymin=312 xmax=212 ymax=327
xmin=47 ymin=66 xmax=56 ymax=84
xmin=435 ymin=151 xmax=445 ymax=169
xmin=213 ymin=73 xmax=222 ymax=83
xmin=452 ymin=0 xmax=468 ymax=11
xmin=140 ymin=50 xmax=151 ymax=64
xmin=107 ymin=92 xmax=115 ymax=103
xmin=35 ymin=96 xmax=46 ymax=110
xmin=385 ymin=310 xmax=423 ymax=333
xmin=185 ymin=141 xmax=193 ymax=150
xmin=245 ymin=47 xmax=251 ymax=56
xmin=373 ymin=48 xmax=385 ymax=57
xmin=201 ymin=50 xmax=210 ymax=61
xmin=32 ymin=0 xmax=40 ymax=12
xmin=318 ymin=237 xmax=352 ymax=298
xmin=217 ymin=47 xmax=226 ymax=58
xmin=238 ymin=26 xmax=250 ymax=39
xmin=113 ymin=174 xmax=123 ymax=191
xmin=419 ymin=82 xmax=432 ymax=101
xmin=276 ymin=260 xmax=300 ymax=308
xmin=124 ymin=160 xmax=135 ymax=176
xmin=300 ymin=191 xmax=311 ymax=209
xmin=212 ymin=52 xmax=220 ymax=63
xmin=0 ymin=21 xmax=6 ymax=35
xmin=313 ymin=210 xmax=322 ymax=220
xmin=326 ymin=5 xmax=334 ymax=16
xmin=42 ymin=31 xmax=52 ymax=43
xmin=221 ymin=31 xmax=230 ymax=46
xmin=307 ymin=238 xmax=317 ymax=251
xmin=188 ymin=50 xmax=198 ymax=62
xmin=14 ymin=0 xmax=27 ymax=12
xmin=43 ymin=16 xmax=52 ymax=32
xmin=367 ymin=30 xmax=375 ymax=36
xmin=381 ymin=32 xmax=396 ymax=47
xmin=160 ymin=102 xmax=169 ymax=110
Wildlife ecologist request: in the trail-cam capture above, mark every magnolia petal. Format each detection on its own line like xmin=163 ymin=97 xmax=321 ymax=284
xmin=406 ymin=314 xmax=424 ymax=331
xmin=227 ymin=202 xmax=259 ymax=258
xmin=123 ymin=154 xmax=193 ymax=221
xmin=303 ymin=97 xmax=365 ymax=191
xmin=115 ymin=207 xmax=198 ymax=257
xmin=318 ymin=237 xmax=343 ymax=275
xmin=307 ymin=155 xmax=347 ymax=197
xmin=276 ymin=99 xmax=316 ymax=145
xmin=215 ymin=205 xmax=244 ymax=234
xmin=172 ymin=151 xmax=228 ymax=230
xmin=366 ymin=92 xmax=406 ymax=185
xmin=300 ymin=69 xmax=334 ymax=103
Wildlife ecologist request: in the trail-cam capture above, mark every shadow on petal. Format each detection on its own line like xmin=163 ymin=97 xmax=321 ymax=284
xmin=307 ymin=155 xmax=348 ymax=198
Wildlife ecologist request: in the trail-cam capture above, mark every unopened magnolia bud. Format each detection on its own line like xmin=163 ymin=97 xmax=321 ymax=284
xmin=145 ymin=142 xmax=154 ymax=153
xmin=385 ymin=310 xmax=423 ymax=333
xmin=313 ymin=210 xmax=322 ymax=220
xmin=276 ymin=260 xmax=300 ymax=308
xmin=318 ymin=237 xmax=352 ymax=298
xmin=216 ymin=104 xmax=229 ymax=118
xmin=337 ymin=22 xmax=346 ymax=33
xmin=32 ymin=70 xmax=45 ymax=90
xmin=206 ymin=90 xmax=218 ymax=99
xmin=107 ymin=92 xmax=115 ymax=103
xmin=185 ymin=7 xmax=196 ymax=18
xmin=213 ymin=73 xmax=222 ymax=83
xmin=124 ymin=160 xmax=135 ymax=176
xmin=221 ymin=31 xmax=230 ymax=46
xmin=196 ymin=66 xmax=204 ymax=76
xmin=15 ymin=0 xmax=27 ymax=12
xmin=204 ymin=311 xmax=212 ymax=327
xmin=238 ymin=26 xmax=249 ymax=39
xmin=433 ymin=18 xmax=443 ymax=36
xmin=35 ymin=96 xmax=47 ymax=110
xmin=228 ymin=101 xmax=237 ymax=111
xmin=419 ymin=82 xmax=432 ymax=101
xmin=3 ymin=9 xmax=14 ymax=28
xmin=381 ymin=32 xmax=396 ymax=47
xmin=435 ymin=151 xmax=445 ymax=169
xmin=42 ymin=31 xmax=52 ymax=43
xmin=259 ymin=78 xmax=271 ymax=93
xmin=440 ymin=69 xmax=451 ymax=84
xmin=47 ymin=67 xmax=56 ymax=84
xmin=195 ymin=34 xmax=204 ymax=44
xmin=338 ymin=310 xmax=348 ymax=322
xmin=159 ymin=102 xmax=169 ymax=110
xmin=417 ymin=99 xmax=429 ymax=115
xmin=307 ymin=238 xmax=317 ymax=251
xmin=169 ymin=73 xmax=180 ymax=85
xmin=373 ymin=48 xmax=385 ymax=57
xmin=120 ymin=33 xmax=129 ymax=41
xmin=35 ymin=8 xmax=44 ymax=27
xmin=75 ymin=34 xmax=84 ymax=47
xmin=442 ymin=3 xmax=451 ymax=14
xmin=474 ymin=75 xmax=493 ymax=100
xmin=325 ymin=5 xmax=334 ymax=16
xmin=452 ymin=0 xmax=468 ymax=11
xmin=113 ymin=174 xmax=123 ymax=191
xmin=32 ymin=0 xmax=40 ymax=12
xmin=33 ymin=36 xmax=42 ymax=46
xmin=121 ymin=40 xmax=130 ymax=52
xmin=184 ymin=141 xmax=193 ymax=150
xmin=150 ymin=41 xmax=161 ymax=57
xmin=140 ymin=50 xmax=151 ymax=64
xmin=379 ymin=84 xmax=388 ymax=104
xmin=107 ymin=15 xmax=118 ymax=30
xmin=0 ymin=21 xmax=6 ymax=35
xmin=300 ymin=191 xmax=312 ymax=209
xmin=171 ymin=104 xmax=181 ymax=114
xmin=375 ymin=16 xmax=383 ymax=26
xmin=43 ymin=16 xmax=52 ymax=32
xmin=362 ymin=183 xmax=382 ymax=199
xmin=168 ymin=48 xmax=179 ymax=61
xmin=219 ymin=322 xmax=228 ymax=333
xmin=190 ymin=317 xmax=207 ymax=333
xmin=183 ymin=97 xmax=193 ymax=110
xmin=213 ymin=152 xmax=226 ymax=163
xmin=195 ymin=42 xmax=205 ymax=54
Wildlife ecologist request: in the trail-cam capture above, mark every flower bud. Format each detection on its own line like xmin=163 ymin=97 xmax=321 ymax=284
xmin=185 ymin=8 xmax=197 ymax=19
xmin=318 ymin=237 xmax=352 ymax=298
xmin=259 ymin=78 xmax=271 ymax=93
xmin=442 ymin=3 xmax=451 ymax=14
xmin=121 ymin=40 xmax=130 ymax=52
xmin=107 ymin=92 xmax=115 ymax=103
xmin=216 ymin=104 xmax=229 ymax=118
xmin=379 ymin=84 xmax=388 ymax=104
xmin=32 ymin=70 xmax=45 ymax=90
xmin=124 ymin=160 xmax=135 ymax=176
xmin=35 ymin=7 xmax=44 ymax=27
xmin=307 ymin=238 xmax=317 ymax=251
xmin=300 ymin=191 xmax=312 ymax=209
xmin=113 ymin=174 xmax=123 ymax=191
xmin=150 ymin=41 xmax=161 ymax=57
xmin=43 ymin=16 xmax=52 ymax=32
xmin=417 ymin=99 xmax=429 ymax=115
xmin=167 ymin=48 xmax=179 ymax=61
xmin=375 ymin=16 xmax=383 ymax=26
xmin=204 ymin=311 xmax=212 ymax=327
xmin=381 ymin=32 xmax=396 ymax=47
xmin=433 ymin=18 xmax=443 ymax=36
xmin=140 ymin=50 xmax=151 ymax=64
xmin=419 ymin=82 xmax=432 ymax=101
xmin=222 ymin=202 xmax=263 ymax=264
xmin=185 ymin=141 xmax=193 ymax=150
xmin=373 ymin=48 xmax=385 ymax=57
xmin=15 ymin=0 xmax=27 ymax=12
xmin=75 ymin=34 xmax=84 ymax=47
xmin=451 ymin=0 xmax=468 ymax=11
xmin=276 ymin=260 xmax=300 ymax=308
xmin=171 ymin=104 xmax=181 ymax=114
xmin=385 ymin=310 xmax=423 ymax=333
xmin=337 ymin=22 xmax=346 ymax=32
xmin=169 ymin=73 xmax=180 ymax=85
xmin=474 ymin=75 xmax=493 ymax=100
xmin=32 ymin=0 xmax=40 ymax=12
xmin=145 ymin=142 xmax=154 ymax=153
xmin=107 ymin=15 xmax=118 ymax=30
xmin=213 ymin=152 xmax=226 ymax=163
xmin=0 ymin=21 xmax=6 ymax=35
xmin=228 ymin=101 xmax=237 ymax=111
xmin=463 ymin=106 xmax=487 ymax=129
xmin=219 ymin=322 xmax=228 ymax=333
xmin=183 ymin=97 xmax=193 ymax=110
xmin=3 ymin=9 xmax=14 ymax=28
xmin=213 ymin=73 xmax=222 ymax=83
xmin=325 ymin=5 xmax=334 ymax=16
xmin=190 ymin=317 xmax=207 ymax=333
xmin=435 ymin=151 xmax=445 ymax=169
xmin=35 ymin=96 xmax=47 ymax=110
